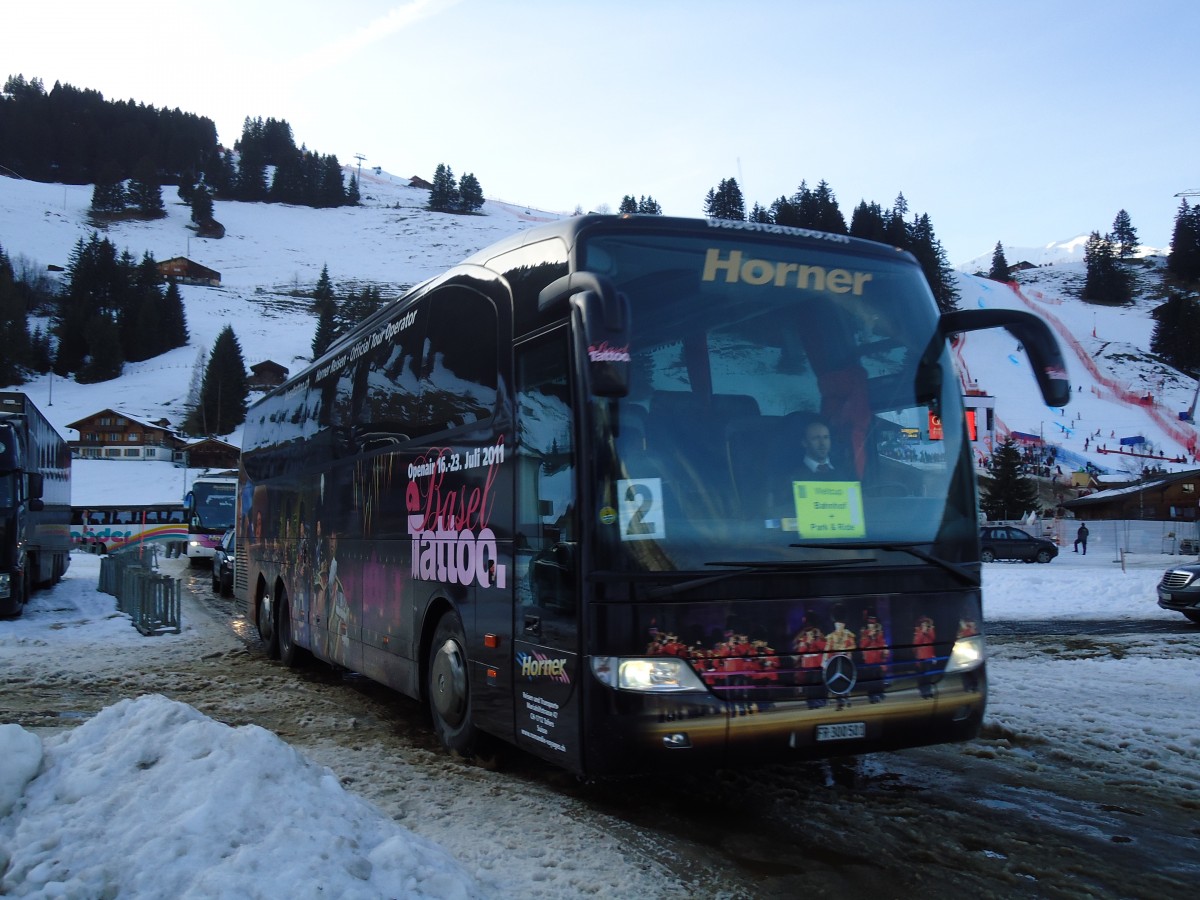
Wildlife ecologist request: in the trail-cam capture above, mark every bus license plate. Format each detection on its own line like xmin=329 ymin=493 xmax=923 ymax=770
xmin=816 ymin=722 xmax=866 ymax=742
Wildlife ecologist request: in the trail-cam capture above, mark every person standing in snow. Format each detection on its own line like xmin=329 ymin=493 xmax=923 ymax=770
xmin=1074 ymin=523 xmax=1089 ymax=555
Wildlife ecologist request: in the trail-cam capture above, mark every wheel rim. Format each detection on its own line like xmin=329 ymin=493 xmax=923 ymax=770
xmin=430 ymin=637 xmax=468 ymax=727
xmin=258 ymin=592 xmax=274 ymax=642
xmin=981 ymin=550 xmax=994 ymax=563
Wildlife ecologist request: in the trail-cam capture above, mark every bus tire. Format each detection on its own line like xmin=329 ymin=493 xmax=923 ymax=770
xmin=427 ymin=612 xmax=484 ymax=758
xmin=277 ymin=589 xmax=309 ymax=669
xmin=257 ymin=585 xmax=280 ymax=659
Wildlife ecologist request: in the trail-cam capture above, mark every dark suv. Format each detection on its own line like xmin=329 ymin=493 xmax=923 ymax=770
xmin=979 ymin=525 xmax=1058 ymax=563
xmin=211 ymin=528 xmax=236 ymax=597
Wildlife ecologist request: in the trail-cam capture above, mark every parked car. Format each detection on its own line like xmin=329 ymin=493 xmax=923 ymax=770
xmin=1157 ymin=562 xmax=1200 ymax=624
xmin=211 ymin=528 xmax=236 ymax=597
xmin=979 ymin=525 xmax=1058 ymax=563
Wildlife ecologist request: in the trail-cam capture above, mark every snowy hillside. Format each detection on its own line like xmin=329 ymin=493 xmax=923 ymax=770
xmin=956 ymin=234 xmax=1168 ymax=273
xmin=953 ymin=260 xmax=1199 ymax=479
xmin=2 ymin=171 xmax=1197 ymax=506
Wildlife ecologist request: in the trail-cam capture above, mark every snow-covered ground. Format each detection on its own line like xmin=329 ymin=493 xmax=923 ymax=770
xmin=2 ymin=547 xmax=1197 ymax=898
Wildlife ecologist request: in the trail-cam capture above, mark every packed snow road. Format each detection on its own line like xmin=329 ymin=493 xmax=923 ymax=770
xmin=2 ymin=552 xmax=1198 ymax=898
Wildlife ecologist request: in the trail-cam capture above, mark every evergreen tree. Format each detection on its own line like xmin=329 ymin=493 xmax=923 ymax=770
xmin=177 ymin=178 xmax=196 ymax=205
xmin=619 ymin=195 xmax=638 ymax=214
xmin=90 ymin=162 xmax=126 ymax=215
xmin=749 ymin=202 xmax=771 ymax=223
xmin=1167 ymin=200 xmax=1200 ymax=283
xmin=429 ymin=163 xmax=459 ymax=212
xmin=55 ymin=233 xmax=121 ymax=374
xmin=76 ymin=312 xmax=124 ymax=383
xmin=0 ymin=243 xmax=29 ymax=386
xmin=190 ymin=324 xmax=248 ymax=435
xmin=190 ymin=185 xmax=214 ymax=225
xmin=637 ymin=195 xmax=662 ymax=215
xmin=458 ymin=172 xmax=484 ymax=212
xmin=318 ymin=154 xmax=347 ymax=208
xmin=312 ymin=264 xmax=334 ymax=310
xmin=127 ymin=155 xmax=165 ymax=218
xmin=770 ymin=193 xmax=800 ymax=226
xmin=988 ymin=241 xmax=1010 ymax=281
xmin=979 ymin=437 xmax=1041 ymax=521
xmin=121 ymin=252 xmax=164 ymax=361
xmin=908 ymin=213 xmax=960 ymax=313
xmin=810 ymin=180 xmax=847 ymax=234
xmin=1150 ymin=293 xmax=1200 ymax=373
xmin=27 ymin=325 xmax=53 ymax=374
xmin=347 ymin=172 xmax=360 ymax=205
xmin=885 ymin=194 xmax=909 ymax=247
xmin=1111 ymin=209 xmax=1138 ymax=259
xmin=160 ymin=279 xmax=189 ymax=351
xmin=312 ymin=299 xmax=339 ymax=358
xmin=185 ymin=345 xmax=207 ymax=415
xmin=1083 ymin=231 xmax=1132 ymax=304
xmin=703 ymin=177 xmax=745 ymax=221
xmin=849 ymin=201 xmax=888 ymax=243
xmin=341 ymin=285 xmax=383 ymax=329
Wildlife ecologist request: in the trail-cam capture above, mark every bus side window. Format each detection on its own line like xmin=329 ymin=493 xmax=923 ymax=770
xmin=360 ymin=299 xmax=425 ymax=451
xmin=515 ymin=333 xmax=577 ymax=625
xmin=416 ymin=287 xmax=497 ymax=435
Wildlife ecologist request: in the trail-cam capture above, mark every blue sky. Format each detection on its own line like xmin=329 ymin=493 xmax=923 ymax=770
xmin=5 ymin=0 xmax=1197 ymax=263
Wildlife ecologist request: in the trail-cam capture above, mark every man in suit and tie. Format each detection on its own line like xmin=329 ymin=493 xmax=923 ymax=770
xmin=799 ymin=418 xmax=841 ymax=478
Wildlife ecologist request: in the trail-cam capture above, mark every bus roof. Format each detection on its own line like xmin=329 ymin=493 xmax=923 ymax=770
xmin=460 ymin=214 xmax=916 ymax=269
xmin=254 ymin=215 xmax=921 ymax=404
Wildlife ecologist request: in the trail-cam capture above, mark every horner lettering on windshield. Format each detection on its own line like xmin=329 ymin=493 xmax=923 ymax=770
xmin=701 ymin=248 xmax=873 ymax=295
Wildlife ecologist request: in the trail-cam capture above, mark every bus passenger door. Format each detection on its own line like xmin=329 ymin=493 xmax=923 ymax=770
xmin=513 ymin=331 xmax=583 ymax=769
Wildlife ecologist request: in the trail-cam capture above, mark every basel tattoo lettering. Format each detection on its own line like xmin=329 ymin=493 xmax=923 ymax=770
xmin=406 ymin=438 xmax=508 ymax=589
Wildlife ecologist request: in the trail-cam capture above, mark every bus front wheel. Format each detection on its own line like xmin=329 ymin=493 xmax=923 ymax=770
xmin=427 ymin=612 xmax=484 ymax=759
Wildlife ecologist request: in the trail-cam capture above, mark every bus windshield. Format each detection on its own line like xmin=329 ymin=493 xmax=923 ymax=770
xmin=584 ymin=229 xmax=975 ymax=572
xmin=189 ymin=481 xmax=237 ymax=531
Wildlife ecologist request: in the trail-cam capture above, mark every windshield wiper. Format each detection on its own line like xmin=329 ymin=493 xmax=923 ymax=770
xmin=645 ymin=558 xmax=873 ymax=600
xmin=789 ymin=541 xmax=978 ymax=586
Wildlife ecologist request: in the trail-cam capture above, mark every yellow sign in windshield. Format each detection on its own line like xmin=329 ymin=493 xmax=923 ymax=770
xmin=792 ymin=481 xmax=865 ymax=538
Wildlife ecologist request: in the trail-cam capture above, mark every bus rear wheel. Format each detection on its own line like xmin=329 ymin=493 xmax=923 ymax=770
xmin=427 ymin=612 xmax=485 ymax=759
xmin=277 ymin=589 xmax=309 ymax=669
xmin=257 ymin=587 xmax=279 ymax=659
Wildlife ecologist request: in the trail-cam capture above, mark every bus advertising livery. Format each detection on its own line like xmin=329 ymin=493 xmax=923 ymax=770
xmin=239 ymin=215 xmax=1069 ymax=776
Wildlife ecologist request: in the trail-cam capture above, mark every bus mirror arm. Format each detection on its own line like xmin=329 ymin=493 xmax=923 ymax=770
xmin=939 ymin=309 xmax=1071 ymax=408
xmin=540 ymin=272 xmax=632 ymax=398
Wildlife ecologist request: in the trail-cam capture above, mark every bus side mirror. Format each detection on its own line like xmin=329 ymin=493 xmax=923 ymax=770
xmin=939 ymin=309 xmax=1070 ymax=408
xmin=539 ymin=271 xmax=632 ymax=398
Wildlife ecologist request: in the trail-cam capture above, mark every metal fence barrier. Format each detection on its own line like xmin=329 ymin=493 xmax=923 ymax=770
xmin=98 ymin=546 xmax=182 ymax=636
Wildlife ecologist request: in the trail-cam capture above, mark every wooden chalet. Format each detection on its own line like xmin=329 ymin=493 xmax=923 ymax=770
xmin=1062 ymin=468 xmax=1200 ymax=522
xmin=66 ymin=409 xmax=185 ymax=461
xmin=157 ymin=257 xmax=221 ymax=286
xmin=181 ymin=437 xmax=240 ymax=470
xmin=248 ymin=360 xmax=289 ymax=391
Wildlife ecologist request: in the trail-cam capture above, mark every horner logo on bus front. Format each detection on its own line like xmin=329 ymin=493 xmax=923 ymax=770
xmin=406 ymin=438 xmax=508 ymax=589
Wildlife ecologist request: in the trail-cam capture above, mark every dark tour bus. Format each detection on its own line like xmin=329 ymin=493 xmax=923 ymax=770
xmin=239 ymin=215 xmax=1068 ymax=777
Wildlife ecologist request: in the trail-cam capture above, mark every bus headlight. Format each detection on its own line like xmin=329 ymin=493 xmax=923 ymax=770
xmin=590 ymin=656 xmax=708 ymax=693
xmin=945 ymin=634 xmax=986 ymax=673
